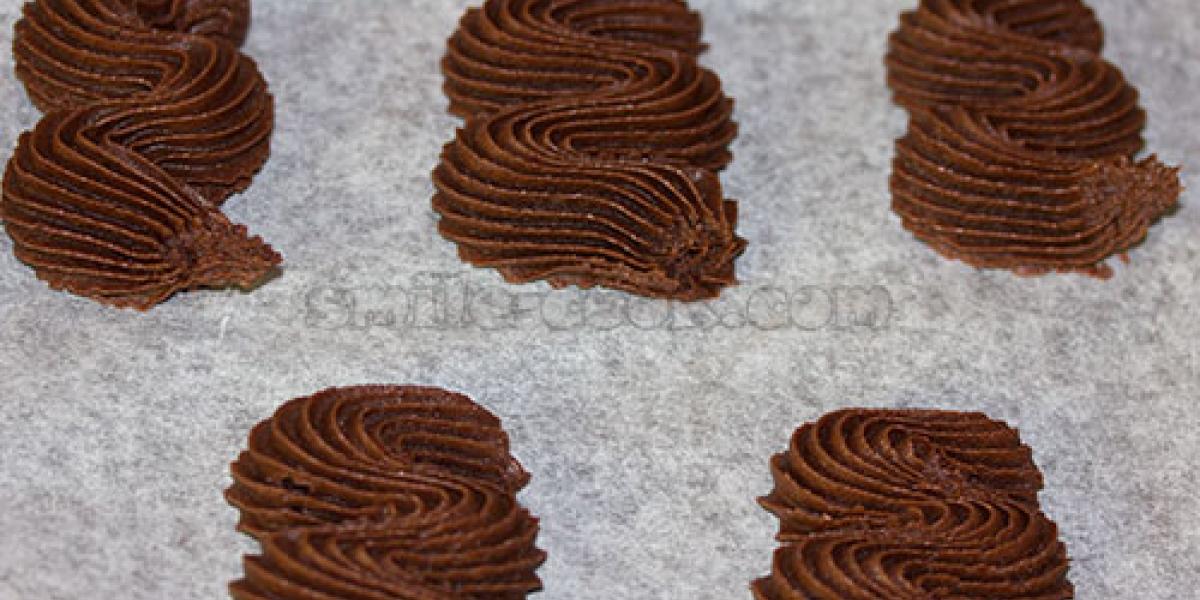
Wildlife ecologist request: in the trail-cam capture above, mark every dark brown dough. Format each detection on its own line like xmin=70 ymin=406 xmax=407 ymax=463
xmin=3 ymin=0 xmax=277 ymax=309
xmin=226 ymin=385 xmax=546 ymax=600
xmin=753 ymin=409 xmax=1074 ymax=599
xmin=434 ymin=0 xmax=745 ymax=301
xmin=886 ymin=0 xmax=1180 ymax=278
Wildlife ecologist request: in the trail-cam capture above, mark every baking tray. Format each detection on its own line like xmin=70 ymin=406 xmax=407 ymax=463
xmin=0 ymin=1 xmax=1196 ymax=598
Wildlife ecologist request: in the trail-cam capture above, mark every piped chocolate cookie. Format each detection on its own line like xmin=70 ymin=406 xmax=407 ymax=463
xmin=753 ymin=409 xmax=1073 ymax=599
xmin=886 ymin=0 xmax=1180 ymax=278
xmin=225 ymin=385 xmax=546 ymax=599
xmin=2 ymin=0 xmax=277 ymax=309
xmin=434 ymin=0 xmax=745 ymax=301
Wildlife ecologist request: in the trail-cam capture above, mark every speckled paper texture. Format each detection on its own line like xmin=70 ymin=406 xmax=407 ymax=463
xmin=0 ymin=1 xmax=1197 ymax=599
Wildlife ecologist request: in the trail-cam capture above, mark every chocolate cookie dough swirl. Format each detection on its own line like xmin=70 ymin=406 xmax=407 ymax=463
xmin=886 ymin=0 xmax=1181 ymax=277
xmin=2 ymin=0 xmax=277 ymax=308
xmin=226 ymin=385 xmax=533 ymax=538
xmin=226 ymin=386 xmax=546 ymax=599
xmin=435 ymin=0 xmax=745 ymax=301
xmin=754 ymin=409 xmax=1074 ymax=599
